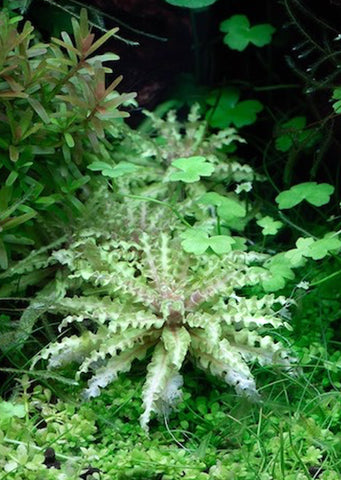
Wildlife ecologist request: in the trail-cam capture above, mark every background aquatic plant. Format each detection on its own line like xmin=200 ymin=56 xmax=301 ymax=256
xmin=0 ymin=8 xmax=135 ymax=268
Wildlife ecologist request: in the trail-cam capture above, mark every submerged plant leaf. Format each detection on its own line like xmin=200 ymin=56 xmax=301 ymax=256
xmin=257 ymin=216 xmax=283 ymax=236
xmin=332 ymin=87 xmax=341 ymax=113
xmin=285 ymin=234 xmax=341 ymax=263
xmin=276 ymin=182 xmax=334 ymax=209
xmin=308 ymin=235 xmax=341 ymax=260
xmin=0 ymin=239 xmax=8 ymax=270
xmin=206 ymin=88 xmax=263 ymax=128
xmin=169 ymin=156 xmax=214 ymax=183
xmin=262 ymin=254 xmax=296 ymax=292
xmin=164 ymin=0 xmax=218 ymax=7
xmin=180 ymin=229 xmax=210 ymax=254
xmin=275 ymin=116 xmax=321 ymax=152
xmin=0 ymin=9 xmax=135 ymax=268
xmin=200 ymin=192 xmax=246 ymax=221
xmin=180 ymin=228 xmax=235 ymax=254
xmin=88 ymin=161 xmax=139 ymax=178
xmin=220 ymin=15 xmax=275 ymax=51
xmin=0 ymin=401 xmax=25 ymax=424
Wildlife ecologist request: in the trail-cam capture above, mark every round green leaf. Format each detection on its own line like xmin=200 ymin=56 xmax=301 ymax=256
xmin=200 ymin=192 xmax=246 ymax=220
xmin=248 ymin=24 xmax=276 ymax=47
xmin=165 ymin=0 xmax=217 ymax=7
xmin=180 ymin=229 xmax=210 ymax=254
xmin=209 ymin=235 xmax=235 ymax=254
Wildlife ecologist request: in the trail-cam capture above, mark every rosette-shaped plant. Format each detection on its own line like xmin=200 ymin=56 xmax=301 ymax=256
xmin=33 ymin=202 xmax=294 ymax=430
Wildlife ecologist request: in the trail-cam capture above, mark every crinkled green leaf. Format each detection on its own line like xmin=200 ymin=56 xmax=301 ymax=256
xmin=285 ymin=248 xmax=304 ymax=266
xmin=162 ymin=326 xmax=191 ymax=369
xmin=275 ymin=116 xmax=306 ymax=152
xmin=250 ymin=24 xmax=276 ymax=47
xmin=276 ymin=182 xmax=334 ymax=209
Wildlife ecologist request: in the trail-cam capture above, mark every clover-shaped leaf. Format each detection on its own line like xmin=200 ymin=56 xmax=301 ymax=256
xmin=88 ymin=161 xmax=138 ymax=178
xmin=180 ymin=229 xmax=210 ymax=254
xmin=208 ymin=235 xmax=236 ymax=254
xmin=257 ymin=216 xmax=283 ymax=236
xmin=220 ymin=15 xmax=275 ymax=51
xmin=308 ymin=235 xmax=341 ymax=260
xmin=275 ymin=116 xmax=321 ymax=152
xmin=180 ymin=229 xmax=235 ymax=255
xmin=169 ymin=156 xmax=214 ymax=183
xmin=285 ymin=234 xmax=341 ymax=265
xmin=276 ymin=182 xmax=334 ymax=209
xmin=206 ymin=88 xmax=263 ymax=128
xmin=285 ymin=237 xmax=314 ymax=266
xmin=285 ymin=248 xmax=304 ymax=266
xmin=262 ymin=254 xmax=295 ymax=292
xmin=200 ymin=192 xmax=246 ymax=221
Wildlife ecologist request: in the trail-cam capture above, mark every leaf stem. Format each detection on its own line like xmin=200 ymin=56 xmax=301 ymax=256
xmin=310 ymin=269 xmax=341 ymax=287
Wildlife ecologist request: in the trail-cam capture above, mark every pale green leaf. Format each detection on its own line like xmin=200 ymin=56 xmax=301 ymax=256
xmin=180 ymin=229 xmax=210 ymax=254
xmin=88 ymin=161 xmax=138 ymax=178
xmin=306 ymin=235 xmax=341 ymax=260
xmin=162 ymin=326 xmax=191 ymax=369
xmin=140 ymin=343 xmax=174 ymax=430
xmin=209 ymin=235 xmax=235 ymax=254
xmin=257 ymin=216 xmax=283 ymax=236
xmin=200 ymin=192 xmax=246 ymax=220
xmin=169 ymin=156 xmax=214 ymax=183
xmin=0 ymin=401 xmax=25 ymax=423
xmin=64 ymin=132 xmax=75 ymax=148
xmin=276 ymin=182 xmax=334 ymax=209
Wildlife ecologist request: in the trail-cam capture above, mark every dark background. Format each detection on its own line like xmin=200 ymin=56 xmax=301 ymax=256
xmin=3 ymin=0 xmax=341 ymax=189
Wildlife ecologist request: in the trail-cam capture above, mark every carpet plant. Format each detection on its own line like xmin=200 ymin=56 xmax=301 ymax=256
xmin=1 ymin=2 xmax=341 ymax=479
